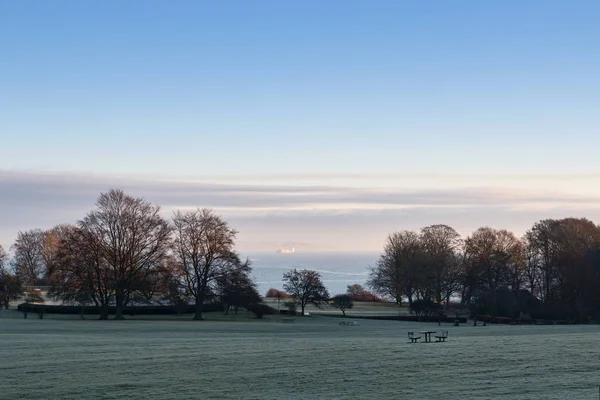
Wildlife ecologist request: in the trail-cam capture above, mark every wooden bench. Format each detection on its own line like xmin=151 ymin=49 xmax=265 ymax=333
xmin=408 ymin=331 xmax=421 ymax=343
xmin=434 ymin=330 xmax=448 ymax=342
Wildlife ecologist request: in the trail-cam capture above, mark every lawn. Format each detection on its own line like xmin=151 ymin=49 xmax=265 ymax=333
xmin=1 ymin=310 xmax=599 ymax=399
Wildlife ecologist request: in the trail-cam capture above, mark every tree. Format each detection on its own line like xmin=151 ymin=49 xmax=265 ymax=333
xmin=410 ymin=298 xmax=441 ymax=317
xmin=47 ymin=225 xmax=115 ymax=319
xmin=346 ymin=284 xmax=366 ymax=297
xmin=214 ymin=258 xmax=261 ymax=315
xmin=11 ymin=229 xmax=45 ymax=287
xmin=0 ymin=245 xmax=23 ymax=309
xmin=549 ymin=218 xmax=600 ymax=322
xmin=463 ymin=227 xmax=524 ymax=316
xmin=420 ymin=224 xmax=463 ymax=306
xmin=345 ymin=284 xmax=381 ymax=301
xmin=0 ymin=273 xmax=23 ymax=309
xmin=0 ymin=244 xmax=6 ymax=273
xmin=282 ymin=269 xmax=329 ymax=315
xmin=330 ymin=294 xmax=354 ymax=316
xmin=367 ymin=231 xmax=423 ymax=306
xmin=525 ymin=219 xmax=561 ymax=304
xmin=266 ymin=288 xmax=287 ymax=298
xmin=81 ymin=189 xmax=172 ymax=319
xmin=24 ymin=290 xmax=45 ymax=319
xmin=40 ymin=225 xmax=73 ymax=284
xmin=265 ymin=288 xmax=287 ymax=310
xmin=172 ymin=208 xmax=240 ymax=320
xmin=521 ymin=235 xmax=541 ymax=298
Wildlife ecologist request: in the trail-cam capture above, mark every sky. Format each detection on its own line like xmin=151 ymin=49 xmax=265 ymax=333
xmin=1 ymin=1 xmax=600 ymax=252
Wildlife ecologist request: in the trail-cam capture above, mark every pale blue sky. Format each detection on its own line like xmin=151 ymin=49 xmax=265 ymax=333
xmin=1 ymin=1 xmax=600 ymax=251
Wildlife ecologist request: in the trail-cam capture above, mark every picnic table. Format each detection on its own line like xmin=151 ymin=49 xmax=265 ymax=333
xmin=419 ymin=330 xmax=436 ymax=343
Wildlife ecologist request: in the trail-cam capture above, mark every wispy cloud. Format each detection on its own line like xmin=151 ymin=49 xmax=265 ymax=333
xmin=2 ymin=169 xmax=600 ymax=251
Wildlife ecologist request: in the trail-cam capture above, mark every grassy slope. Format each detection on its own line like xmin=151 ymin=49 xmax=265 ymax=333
xmin=1 ymin=310 xmax=600 ymax=399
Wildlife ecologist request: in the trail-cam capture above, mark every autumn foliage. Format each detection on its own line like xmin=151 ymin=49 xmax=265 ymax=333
xmin=265 ymin=288 xmax=287 ymax=298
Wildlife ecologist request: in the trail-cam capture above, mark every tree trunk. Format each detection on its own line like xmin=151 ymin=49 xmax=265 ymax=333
xmin=114 ymin=289 xmax=125 ymax=320
xmin=193 ymin=295 xmax=204 ymax=320
xmin=115 ymin=290 xmax=125 ymax=319
xmin=99 ymin=305 xmax=109 ymax=320
xmin=300 ymin=303 xmax=306 ymax=316
xmin=342 ymin=310 xmax=346 ymax=316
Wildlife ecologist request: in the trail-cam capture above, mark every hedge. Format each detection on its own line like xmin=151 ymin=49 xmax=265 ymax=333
xmin=17 ymin=302 xmax=224 ymax=315
xmin=322 ymin=314 xmax=467 ymax=323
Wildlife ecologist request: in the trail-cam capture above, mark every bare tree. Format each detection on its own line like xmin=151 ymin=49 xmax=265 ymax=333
xmin=40 ymin=225 xmax=73 ymax=280
xmin=420 ymin=224 xmax=463 ymax=306
xmin=346 ymin=284 xmax=367 ymax=297
xmin=0 ymin=245 xmax=6 ymax=275
xmin=81 ymin=189 xmax=172 ymax=319
xmin=214 ymin=259 xmax=261 ymax=315
xmin=11 ymin=229 xmax=45 ymax=287
xmin=172 ymin=208 xmax=240 ymax=320
xmin=367 ymin=231 xmax=423 ymax=306
xmin=463 ymin=227 xmax=522 ymax=316
xmin=48 ymin=225 xmax=115 ymax=319
xmin=525 ymin=220 xmax=561 ymax=304
xmin=283 ymin=269 xmax=329 ymax=315
xmin=330 ymin=294 xmax=354 ymax=316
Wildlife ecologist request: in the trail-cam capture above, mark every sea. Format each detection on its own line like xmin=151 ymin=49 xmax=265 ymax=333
xmin=242 ymin=251 xmax=379 ymax=297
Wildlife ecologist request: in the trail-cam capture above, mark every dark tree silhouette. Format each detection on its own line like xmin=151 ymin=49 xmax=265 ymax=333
xmin=283 ymin=269 xmax=329 ymax=315
xmin=331 ymin=294 xmax=354 ymax=316
xmin=81 ymin=189 xmax=172 ymax=320
xmin=0 ymin=246 xmax=23 ymax=309
xmin=48 ymin=225 xmax=115 ymax=319
xmin=172 ymin=208 xmax=240 ymax=320
xmin=368 ymin=231 xmax=423 ymax=306
xmin=11 ymin=229 xmax=45 ymax=286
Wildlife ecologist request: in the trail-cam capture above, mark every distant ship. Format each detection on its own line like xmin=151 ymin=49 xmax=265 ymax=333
xmin=277 ymin=247 xmax=295 ymax=254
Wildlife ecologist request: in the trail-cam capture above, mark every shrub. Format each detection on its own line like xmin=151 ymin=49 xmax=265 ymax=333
xmin=330 ymin=294 xmax=354 ymax=316
xmin=265 ymin=288 xmax=287 ymax=298
xmin=283 ymin=301 xmax=297 ymax=315
xmin=409 ymin=299 xmax=442 ymax=317
xmin=348 ymin=293 xmax=383 ymax=302
xmin=245 ymin=303 xmax=278 ymax=319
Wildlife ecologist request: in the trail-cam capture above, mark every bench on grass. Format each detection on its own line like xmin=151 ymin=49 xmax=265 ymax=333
xmin=407 ymin=331 xmax=421 ymax=343
xmin=434 ymin=330 xmax=449 ymax=342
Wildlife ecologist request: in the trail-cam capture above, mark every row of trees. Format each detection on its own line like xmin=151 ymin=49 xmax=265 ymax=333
xmin=1 ymin=189 xmax=261 ymax=320
xmin=367 ymin=220 xmax=600 ymax=322
xmin=265 ymin=283 xmax=381 ymax=316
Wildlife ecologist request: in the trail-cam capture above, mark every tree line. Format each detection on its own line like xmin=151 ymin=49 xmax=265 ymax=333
xmin=3 ymin=191 xmax=600 ymax=323
xmin=0 ymin=189 xmax=261 ymax=320
xmin=367 ymin=221 xmax=600 ymax=323
xmin=0 ymin=189 xmax=376 ymax=320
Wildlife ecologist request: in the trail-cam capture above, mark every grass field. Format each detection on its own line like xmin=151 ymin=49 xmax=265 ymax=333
xmin=1 ymin=310 xmax=600 ymax=399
